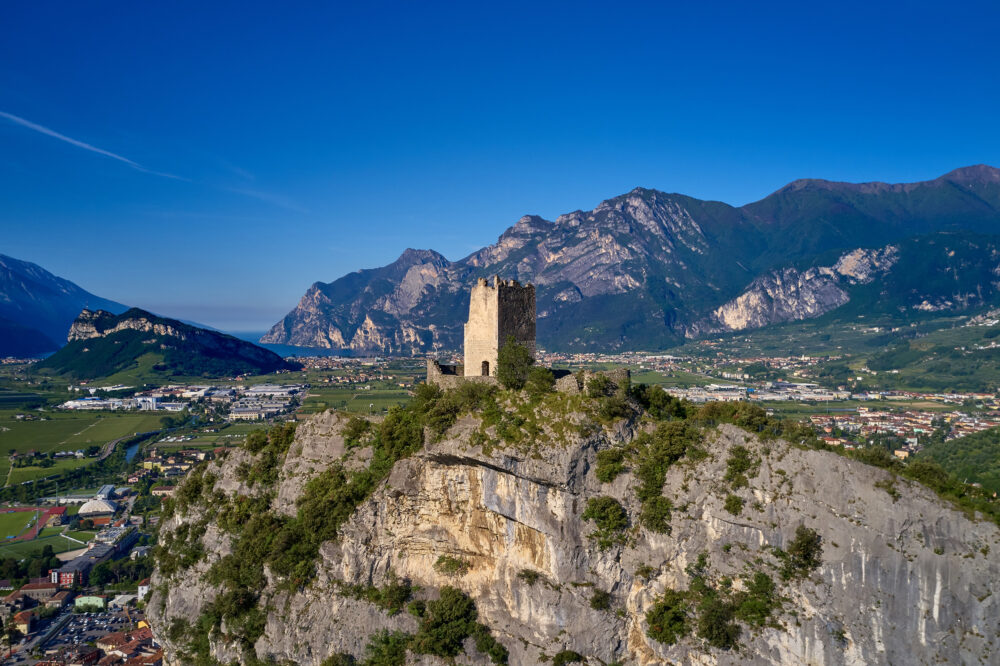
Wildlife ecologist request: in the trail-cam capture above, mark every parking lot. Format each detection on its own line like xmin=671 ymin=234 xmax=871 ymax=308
xmin=5 ymin=608 xmax=146 ymax=664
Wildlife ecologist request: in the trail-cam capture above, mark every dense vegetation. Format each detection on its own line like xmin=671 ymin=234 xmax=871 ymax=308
xmin=645 ymin=551 xmax=791 ymax=651
xmin=916 ymin=426 xmax=1000 ymax=493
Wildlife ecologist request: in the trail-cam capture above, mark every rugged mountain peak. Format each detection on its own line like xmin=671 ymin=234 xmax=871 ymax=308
xmin=505 ymin=214 xmax=553 ymax=236
xmin=391 ymin=248 xmax=450 ymax=269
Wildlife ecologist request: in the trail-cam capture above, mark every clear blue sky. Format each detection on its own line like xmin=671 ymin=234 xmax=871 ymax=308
xmin=2 ymin=1 xmax=998 ymax=330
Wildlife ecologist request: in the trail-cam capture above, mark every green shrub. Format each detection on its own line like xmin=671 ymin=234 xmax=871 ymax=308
xmin=471 ymin=622 xmax=509 ymax=664
xmin=409 ymin=586 xmax=506 ymax=663
xmin=590 ymin=589 xmax=612 ymax=611
xmin=525 ymin=366 xmax=556 ymax=398
xmin=645 ymin=589 xmax=690 ymax=645
xmin=596 ymin=395 xmax=631 ymax=423
xmin=581 ymin=496 xmax=629 ymax=549
xmin=517 ymin=569 xmax=541 ymax=586
xmin=640 ymin=496 xmax=672 ymax=534
xmin=634 ymin=564 xmax=656 ymax=580
xmin=586 ymin=375 xmax=613 ymax=398
xmin=595 ymin=448 xmax=626 ymax=483
xmin=552 ymin=650 xmax=584 ymax=666
xmin=780 ymin=525 xmax=822 ymax=579
xmin=338 ymin=573 xmax=413 ymax=615
xmin=633 ymin=421 xmax=702 ymax=501
xmin=724 ymin=445 xmax=756 ymax=489
xmin=696 ymin=595 xmax=740 ymax=649
xmin=733 ymin=572 xmax=778 ymax=626
xmin=723 ymin=494 xmax=743 ymax=516
xmin=321 ymin=654 xmax=357 ymax=666
xmin=631 ymin=384 xmax=689 ymax=420
xmin=434 ymin=555 xmax=471 ymax=577
xmin=362 ymin=629 xmax=410 ymax=666
xmin=496 ymin=336 xmax=534 ymax=389
xmin=342 ymin=415 xmax=371 ymax=447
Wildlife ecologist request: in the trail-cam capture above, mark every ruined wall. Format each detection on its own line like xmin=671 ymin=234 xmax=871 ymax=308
xmin=463 ymin=276 xmax=535 ymax=377
xmin=427 ymin=359 xmax=498 ymax=389
xmin=556 ymin=368 xmax=631 ymax=395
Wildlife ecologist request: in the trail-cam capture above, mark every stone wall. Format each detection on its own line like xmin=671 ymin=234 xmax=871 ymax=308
xmin=426 ymin=358 xmax=498 ymax=389
xmin=556 ymin=368 xmax=630 ymax=395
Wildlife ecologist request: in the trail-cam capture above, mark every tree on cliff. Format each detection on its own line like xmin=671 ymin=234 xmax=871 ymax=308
xmin=496 ymin=335 xmax=534 ymax=390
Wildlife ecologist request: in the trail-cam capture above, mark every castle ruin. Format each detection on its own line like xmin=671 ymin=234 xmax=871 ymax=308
xmin=426 ymin=275 xmax=630 ymax=393
xmin=426 ymin=276 xmax=535 ymax=387
xmin=463 ymin=276 xmax=535 ymax=377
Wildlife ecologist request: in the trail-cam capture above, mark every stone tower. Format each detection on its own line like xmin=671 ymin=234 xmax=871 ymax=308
xmin=463 ymin=276 xmax=535 ymax=377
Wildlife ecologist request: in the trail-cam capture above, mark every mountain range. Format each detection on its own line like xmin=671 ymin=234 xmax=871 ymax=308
xmin=0 ymin=253 xmax=127 ymax=356
xmin=261 ymin=165 xmax=1000 ymax=353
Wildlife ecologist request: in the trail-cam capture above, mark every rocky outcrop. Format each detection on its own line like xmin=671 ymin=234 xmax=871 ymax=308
xmin=261 ymin=166 xmax=1000 ymax=352
xmin=697 ymin=246 xmax=899 ymax=333
xmin=38 ymin=307 xmax=294 ymax=378
xmin=68 ymin=308 xmax=191 ymax=342
xmin=149 ymin=406 xmax=1000 ymax=665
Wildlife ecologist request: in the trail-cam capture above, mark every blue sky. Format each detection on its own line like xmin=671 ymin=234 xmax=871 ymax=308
xmin=2 ymin=1 xmax=999 ymax=330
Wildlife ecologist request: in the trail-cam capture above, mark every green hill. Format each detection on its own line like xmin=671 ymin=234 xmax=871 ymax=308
xmin=36 ymin=308 xmax=297 ymax=380
xmin=916 ymin=427 xmax=1000 ymax=494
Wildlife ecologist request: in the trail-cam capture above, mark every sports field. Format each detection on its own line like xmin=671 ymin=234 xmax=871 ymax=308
xmin=0 ymin=508 xmax=38 ymax=539
xmin=0 ymin=529 xmax=96 ymax=559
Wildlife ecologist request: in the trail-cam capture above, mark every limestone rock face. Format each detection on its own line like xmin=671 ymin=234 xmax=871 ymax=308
xmin=68 ymin=308 xmax=190 ymax=342
xmin=149 ymin=410 xmax=1000 ymax=666
xmin=698 ymin=246 xmax=899 ymax=334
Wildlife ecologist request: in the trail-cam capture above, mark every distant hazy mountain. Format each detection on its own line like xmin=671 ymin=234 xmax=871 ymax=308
xmin=0 ymin=315 xmax=57 ymax=357
xmin=263 ymin=165 xmax=1000 ymax=353
xmin=37 ymin=308 xmax=297 ymax=379
xmin=0 ymin=253 xmax=127 ymax=355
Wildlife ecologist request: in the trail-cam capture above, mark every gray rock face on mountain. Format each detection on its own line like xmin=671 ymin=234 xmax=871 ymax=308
xmin=262 ymin=166 xmax=1000 ymax=352
xmin=149 ymin=408 xmax=1000 ymax=665
xmin=697 ymin=246 xmax=900 ymax=334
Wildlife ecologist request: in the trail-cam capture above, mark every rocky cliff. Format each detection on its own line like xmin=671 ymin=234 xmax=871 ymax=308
xmin=37 ymin=307 xmax=294 ymax=378
xmin=148 ymin=391 xmax=1000 ymax=665
xmin=261 ymin=166 xmax=1000 ymax=353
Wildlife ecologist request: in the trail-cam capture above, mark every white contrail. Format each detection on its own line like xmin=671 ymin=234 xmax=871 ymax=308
xmin=0 ymin=109 xmax=186 ymax=180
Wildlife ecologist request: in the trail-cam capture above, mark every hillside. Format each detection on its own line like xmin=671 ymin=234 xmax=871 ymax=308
xmin=917 ymin=427 xmax=1000 ymax=494
xmin=262 ymin=166 xmax=1000 ymax=353
xmin=148 ymin=382 xmax=1000 ymax=665
xmin=0 ymin=253 xmax=127 ymax=355
xmin=36 ymin=308 xmax=296 ymax=379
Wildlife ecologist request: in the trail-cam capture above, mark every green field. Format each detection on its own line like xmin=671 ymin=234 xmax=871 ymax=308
xmin=7 ymin=457 xmax=94 ymax=485
xmin=0 ymin=411 xmax=163 ymax=455
xmin=300 ymin=386 xmax=412 ymax=414
xmin=0 ymin=528 xmax=95 ymax=559
xmin=0 ymin=510 xmax=36 ymax=539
